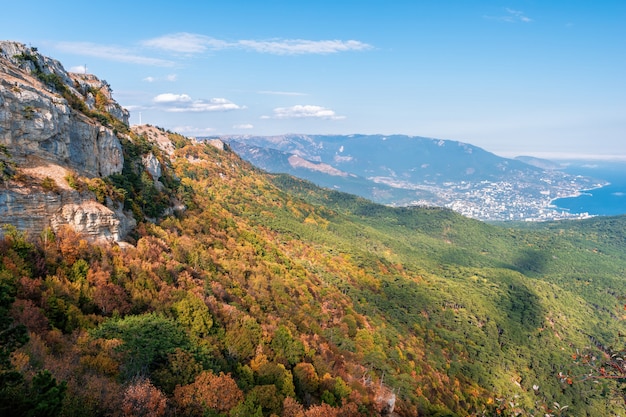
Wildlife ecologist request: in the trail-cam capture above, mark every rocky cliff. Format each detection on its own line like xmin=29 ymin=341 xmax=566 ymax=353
xmin=0 ymin=41 xmax=135 ymax=242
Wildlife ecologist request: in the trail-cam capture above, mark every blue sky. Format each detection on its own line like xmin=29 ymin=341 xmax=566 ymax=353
xmin=2 ymin=1 xmax=625 ymax=158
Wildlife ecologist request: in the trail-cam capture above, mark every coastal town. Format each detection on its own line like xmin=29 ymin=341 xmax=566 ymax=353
xmin=400 ymin=170 xmax=606 ymax=222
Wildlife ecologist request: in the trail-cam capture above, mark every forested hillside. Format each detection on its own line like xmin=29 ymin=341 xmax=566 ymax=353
xmin=2 ymin=129 xmax=626 ymax=416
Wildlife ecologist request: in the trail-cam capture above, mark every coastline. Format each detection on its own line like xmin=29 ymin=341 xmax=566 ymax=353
xmin=549 ymin=180 xmax=610 ymax=206
xmin=550 ymin=173 xmax=626 ymax=217
xmin=544 ymin=180 xmax=610 ymax=219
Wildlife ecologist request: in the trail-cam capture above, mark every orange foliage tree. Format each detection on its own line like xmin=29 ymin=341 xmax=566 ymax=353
xmin=121 ymin=378 xmax=167 ymax=417
xmin=173 ymin=370 xmax=243 ymax=415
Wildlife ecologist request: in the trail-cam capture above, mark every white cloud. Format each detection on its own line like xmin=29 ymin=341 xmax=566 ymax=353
xmin=141 ymin=33 xmax=228 ymax=53
xmin=233 ymin=123 xmax=254 ymax=129
xmin=484 ymin=8 xmax=533 ymax=23
xmin=257 ymin=90 xmax=307 ymax=96
xmin=69 ymin=65 xmax=87 ymax=73
xmin=262 ymin=105 xmax=346 ymax=120
xmin=123 ymin=104 xmax=146 ymax=112
xmin=236 ymin=39 xmax=372 ymax=55
xmin=181 ymin=98 xmax=243 ymax=113
xmin=141 ymin=32 xmax=373 ymax=55
xmin=174 ymin=125 xmax=215 ymax=135
xmin=52 ymin=34 xmax=371 ymax=70
xmin=153 ymin=93 xmax=192 ymax=103
xmin=153 ymin=94 xmax=244 ymax=112
xmin=143 ymin=74 xmax=177 ymax=83
xmin=54 ymin=41 xmax=175 ymax=66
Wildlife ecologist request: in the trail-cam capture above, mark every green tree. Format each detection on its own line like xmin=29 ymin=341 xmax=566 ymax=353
xmin=172 ymin=293 xmax=213 ymax=340
xmin=256 ymin=361 xmax=296 ymax=398
xmin=25 ymin=370 xmax=67 ymax=417
xmin=229 ymin=398 xmax=263 ymax=417
xmin=151 ymin=348 xmax=202 ymax=395
xmin=271 ymin=325 xmax=305 ymax=366
xmin=0 ymin=275 xmax=29 ymax=415
xmin=293 ymin=362 xmax=319 ymax=399
xmin=247 ymin=384 xmax=284 ymax=416
xmin=224 ymin=316 xmax=262 ymax=360
xmin=90 ymin=313 xmax=190 ymax=379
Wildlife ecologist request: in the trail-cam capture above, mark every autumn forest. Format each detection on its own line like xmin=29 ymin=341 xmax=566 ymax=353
xmin=2 ymin=127 xmax=626 ymax=417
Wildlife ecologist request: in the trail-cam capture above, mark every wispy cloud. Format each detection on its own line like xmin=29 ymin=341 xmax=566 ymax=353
xmin=233 ymin=123 xmax=254 ymax=129
xmin=257 ymin=90 xmax=308 ymax=96
xmin=123 ymin=104 xmax=147 ymax=112
xmin=142 ymin=32 xmax=373 ymax=55
xmin=153 ymin=93 xmax=244 ymax=112
xmin=174 ymin=125 xmax=215 ymax=136
xmin=143 ymin=74 xmax=177 ymax=83
xmin=506 ymin=8 xmax=533 ymax=23
xmin=52 ymin=34 xmax=371 ymax=68
xmin=237 ymin=39 xmax=372 ymax=55
xmin=141 ymin=33 xmax=228 ymax=54
xmin=261 ymin=105 xmax=346 ymax=120
xmin=484 ymin=8 xmax=533 ymax=23
xmin=54 ymin=41 xmax=176 ymax=66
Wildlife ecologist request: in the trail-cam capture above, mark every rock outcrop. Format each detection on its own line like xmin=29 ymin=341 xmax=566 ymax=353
xmin=0 ymin=41 xmax=134 ymax=242
xmin=0 ymin=184 xmax=135 ymax=243
xmin=132 ymin=124 xmax=175 ymax=156
xmin=0 ymin=41 xmax=125 ymax=177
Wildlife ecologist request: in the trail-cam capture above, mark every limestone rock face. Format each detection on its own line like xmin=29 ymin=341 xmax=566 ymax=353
xmin=131 ymin=125 xmax=176 ymax=156
xmin=142 ymin=152 xmax=162 ymax=182
xmin=141 ymin=152 xmax=165 ymax=191
xmin=0 ymin=187 xmax=66 ymax=233
xmin=0 ymin=185 xmax=135 ymax=243
xmin=0 ymin=41 xmax=124 ymax=177
xmin=70 ymin=73 xmax=129 ymax=126
xmin=51 ymin=199 xmax=136 ymax=243
xmin=0 ymin=41 xmax=133 ymax=242
xmin=207 ymin=138 xmax=225 ymax=151
xmin=66 ymin=121 xmax=123 ymax=177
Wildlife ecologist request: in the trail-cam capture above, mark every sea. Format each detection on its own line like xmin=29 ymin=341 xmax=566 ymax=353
xmin=552 ymin=160 xmax=626 ymax=217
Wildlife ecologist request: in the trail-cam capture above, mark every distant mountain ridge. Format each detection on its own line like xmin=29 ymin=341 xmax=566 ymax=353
xmin=514 ymin=155 xmax=563 ymax=170
xmin=226 ymin=134 xmax=531 ymax=181
xmin=222 ymin=134 xmax=603 ymax=221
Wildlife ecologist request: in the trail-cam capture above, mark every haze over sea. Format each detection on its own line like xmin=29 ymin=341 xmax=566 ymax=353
xmin=552 ymin=160 xmax=626 ymax=216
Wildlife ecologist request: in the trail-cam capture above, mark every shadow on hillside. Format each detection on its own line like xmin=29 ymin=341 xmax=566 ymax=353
xmin=512 ymin=248 xmax=551 ymax=276
xmin=497 ymin=275 xmax=545 ymax=344
xmin=438 ymin=247 xmax=483 ymax=268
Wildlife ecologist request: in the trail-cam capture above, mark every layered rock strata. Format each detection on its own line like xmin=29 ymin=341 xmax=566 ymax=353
xmin=0 ymin=41 xmax=134 ymax=242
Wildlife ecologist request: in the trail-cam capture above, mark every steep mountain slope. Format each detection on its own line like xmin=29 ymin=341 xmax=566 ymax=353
xmin=3 ymin=132 xmax=626 ymax=416
xmin=2 ymin=45 xmax=626 ymax=417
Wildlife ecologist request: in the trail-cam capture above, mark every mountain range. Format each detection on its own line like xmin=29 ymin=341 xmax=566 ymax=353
xmin=224 ymin=134 xmax=603 ymax=221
